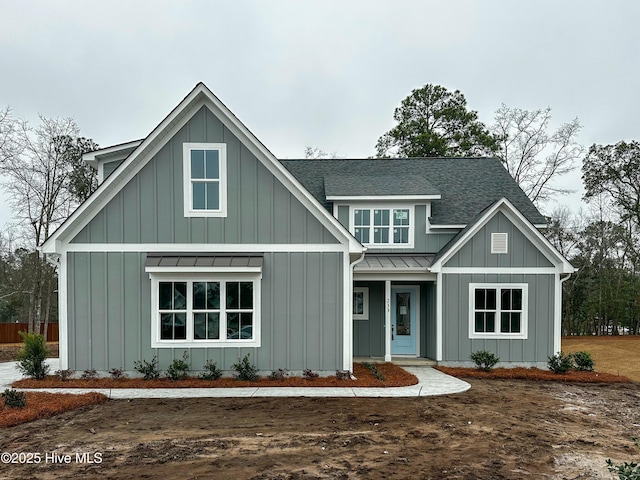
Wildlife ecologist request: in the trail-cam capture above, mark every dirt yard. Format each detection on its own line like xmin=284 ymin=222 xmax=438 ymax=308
xmin=563 ymin=336 xmax=640 ymax=381
xmin=2 ymin=338 xmax=640 ymax=479
xmin=1 ymin=379 xmax=639 ymax=479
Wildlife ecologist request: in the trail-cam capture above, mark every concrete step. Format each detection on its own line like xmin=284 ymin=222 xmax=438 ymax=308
xmin=354 ymin=357 xmax=437 ymax=367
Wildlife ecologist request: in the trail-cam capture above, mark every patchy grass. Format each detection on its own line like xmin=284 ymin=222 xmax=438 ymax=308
xmin=436 ymin=366 xmax=631 ymax=383
xmin=0 ymin=342 xmax=59 ymax=363
xmin=0 ymin=392 xmax=107 ymax=428
xmin=13 ymin=362 xmax=418 ymax=389
xmin=562 ymin=336 xmax=640 ymax=382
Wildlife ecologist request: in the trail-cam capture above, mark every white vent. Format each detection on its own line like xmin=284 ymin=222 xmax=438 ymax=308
xmin=491 ymin=233 xmax=508 ymax=254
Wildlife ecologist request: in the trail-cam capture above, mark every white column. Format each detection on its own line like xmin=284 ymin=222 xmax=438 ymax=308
xmin=384 ymin=280 xmax=391 ymax=361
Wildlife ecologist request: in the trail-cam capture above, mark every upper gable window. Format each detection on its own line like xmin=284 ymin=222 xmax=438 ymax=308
xmin=352 ymin=207 xmax=413 ymax=247
xmin=183 ymin=143 xmax=227 ymax=217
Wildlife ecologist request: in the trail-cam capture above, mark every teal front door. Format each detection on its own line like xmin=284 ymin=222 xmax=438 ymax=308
xmin=391 ymin=286 xmax=418 ymax=355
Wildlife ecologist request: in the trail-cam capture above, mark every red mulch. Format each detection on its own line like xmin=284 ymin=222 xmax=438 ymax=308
xmin=12 ymin=363 xmax=418 ymax=389
xmin=0 ymin=392 xmax=108 ymax=428
xmin=436 ymin=366 xmax=632 ymax=383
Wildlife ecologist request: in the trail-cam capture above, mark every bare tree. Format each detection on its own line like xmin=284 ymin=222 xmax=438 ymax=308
xmin=492 ymin=105 xmax=583 ymax=206
xmin=0 ymin=113 xmax=96 ymax=335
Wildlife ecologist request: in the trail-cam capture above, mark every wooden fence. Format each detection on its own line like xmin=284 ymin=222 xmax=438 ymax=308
xmin=0 ymin=323 xmax=59 ymax=343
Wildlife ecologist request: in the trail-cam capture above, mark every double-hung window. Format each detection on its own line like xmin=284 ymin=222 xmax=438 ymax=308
xmin=352 ymin=207 xmax=412 ymax=247
xmin=469 ymin=283 xmax=528 ymax=339
xmin=183 ymin=143 xmax=227 ymax=217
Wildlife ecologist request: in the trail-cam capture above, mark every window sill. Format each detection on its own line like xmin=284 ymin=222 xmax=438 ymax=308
xmin=152 ymin=339 xmax=261 ymax=349
xmin=469 ymin=333 xmax=527 ymax=340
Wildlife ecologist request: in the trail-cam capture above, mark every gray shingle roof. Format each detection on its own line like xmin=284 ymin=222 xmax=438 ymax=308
xmin=280 ymin=157 xmax=546 ymax=226
xmin=324 ymin=174 xmax=440 ymax=197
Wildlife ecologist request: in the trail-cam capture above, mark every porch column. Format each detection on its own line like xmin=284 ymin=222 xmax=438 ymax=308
xmin=384 ymin=280 xmax=391 ymax=361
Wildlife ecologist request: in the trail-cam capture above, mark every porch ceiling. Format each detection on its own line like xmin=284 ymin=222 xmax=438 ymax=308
xmin=354 ymin=254 xmax=434 ymax=273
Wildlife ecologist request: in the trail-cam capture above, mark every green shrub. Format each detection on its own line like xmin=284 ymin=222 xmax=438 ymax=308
xmin=133 ymin=356 xmax=160 ymax=380
xmin=55 ymin=369 xmax=74 ymax=381
xmin=606 ymin=437 xmax=640 ymax=479
xmin=303 ymin=369 xmax=319 ymax=379
xmin=198 ymin=360 xmax=223 ymax=381
xmin=81 ymin=369 xmax=98 ymax=379
xmin=269 ymin=368 xmax=289 ymax=380
xmin=571 ymin=351 xmax=595 ymax=371
xmin=166 ymin=352 xmax=190 ymax=381
xmin=362 ymin=362 xmax=386 ymax=381
xmin=470 ymin=350 xmax=500 ymax=372
xmin=16 ymin=332 xmax=50 ymax=380
xmin=232 ymin=354 xmax=259 ymax=381
xmin=2 ymin=388 xmax=27 ymax=408
xmin=547 ymin=352 xmax=574 ymax=374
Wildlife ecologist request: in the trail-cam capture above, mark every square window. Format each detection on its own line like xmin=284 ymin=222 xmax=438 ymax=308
xmin=352 ymin=207 xmax=413 ymax=247
xmin=470 ymin=284 xmax=527 ymax=339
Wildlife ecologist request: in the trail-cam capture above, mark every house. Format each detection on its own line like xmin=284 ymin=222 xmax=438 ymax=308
xmin=42 ymin=83 xmax=574 ymax=375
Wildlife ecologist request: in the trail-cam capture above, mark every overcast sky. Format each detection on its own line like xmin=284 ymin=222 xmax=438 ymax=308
xmin=1 ymin=0 xmax=639 ymax=231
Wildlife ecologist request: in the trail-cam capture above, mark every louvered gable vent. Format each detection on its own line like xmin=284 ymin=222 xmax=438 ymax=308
xmin=491 ymin=233 xmax=508 ymax=254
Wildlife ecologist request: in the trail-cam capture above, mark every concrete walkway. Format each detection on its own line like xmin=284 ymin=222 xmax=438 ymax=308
xmin=1 ymin=359 xmax=470 ymax=398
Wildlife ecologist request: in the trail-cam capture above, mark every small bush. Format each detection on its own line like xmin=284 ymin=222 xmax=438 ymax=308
xmin=269 ymin=368 xmax=289 ymax=380
xmin=2 ymin=388 xmax=27 ymax=408
xmin=547 ymin=352 xmax=574 ymax=374
xmin=571 ymin=351 xmax=595 ymax=372
xmin=81 ymin=369 xmax=98 ymax=379
xmin=362 ymin=362 xmax=385 ymax=381
xmin=109 ymin=367 xmax=127 ymax=379
xmin=606 ymin=437 xmax=640 ymax=479
xmin=16 ymin=332 xmax=50 ymax=380
xmin=198 ymin=360 xmax=223 ymax=381
xmin=166 ymin=352 xmax=190 ymax=381
xmin=232 ymin=353 xmax=259 ymax=381
xmin=55 ymin=369 xmax=74 ymax=381
xmin=470 ymin=350 xmax=500 ymax=372
xmin=133 ymin=356 xmax=160 ymax=380
xmin=303 ymin=369 xmax=319 ymax=379
xmin=336 ymin=370 xmax=352 ymax=380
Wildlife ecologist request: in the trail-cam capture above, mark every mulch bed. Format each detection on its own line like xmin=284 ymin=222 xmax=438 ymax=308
xmin=436 ymin=366 xmax=632 ymax=383
xmin=0 ymin=392 xmax=108 ymax=428
xmin=12 ymin=362 xmax=418 ymax=389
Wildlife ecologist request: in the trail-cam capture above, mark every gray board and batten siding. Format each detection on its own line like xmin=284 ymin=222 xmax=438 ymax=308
xmin=440 ymin=211 xmax=557 ymax=366
xmin=66 ymin=105 xmax=346 ymax=373
xmin=440 ymin=273 xmax=554 ymax=366
xmin=72 ymin=106 xmax=339 ymax=245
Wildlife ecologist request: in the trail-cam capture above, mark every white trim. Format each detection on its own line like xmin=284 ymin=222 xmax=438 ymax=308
xmin=344 ymin=251 xmax=364 ymax=371
xmin=42 ymin=83 xmax=363 ymax=255
xmin=430 ymin=224 xmax=466 ymax=229
xmin=391 ymin=285 xmax=420 ymax=356
xmin=436 ymin=272 xmax=443 ymax=361
xmin=425 ymin=202 xmax=432 ymax=233
xmin=149 ymin=272 xmax=261 ymax=348
xmin=555 ymin=273 xmax=571 ymax=354
xmin=327 ymin=194 xmax=441 ymax=201
xmin=83 ymin=139 xmax=143 ymax=167
xmin=352 ymin=287 xmax=369 ymax=320
xmin=182 ymin=143 xmax=228 ymax=218
xmin=354 ymin=272 xmax=437 ymax=281
xmin=384 ymin=280 xmax=391 ymax=362
xmin=430 ymin=197 xmax=574 ymax=274
xmin=468 ymin=283 xmax=529 ymax=340
xmin=58 ymin=253 xmax=68 ymax=369
xmin=63 ymin=243 xmax=348 ymax=253
xmin=440 ymin=267 xmax=558 ymax=274
xmin=349 ymin=204 xmax=415 ymax=249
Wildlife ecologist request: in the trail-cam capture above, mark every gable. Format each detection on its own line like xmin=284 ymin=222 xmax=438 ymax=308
xmin=70 ymin=106 xmax=340 ymax=245
xmin=443 ymin=211 xmax=554 ymax=268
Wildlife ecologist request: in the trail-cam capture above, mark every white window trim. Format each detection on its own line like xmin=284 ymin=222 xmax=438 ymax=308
xmin=468 ymin=283 xmax=528 ymax=340
xmin=183 ymin=142 xmax=228 ymax=218
xmin=349 ymin=204 xmax=415 ymax=248
xmin=149 ymin=272 xmax=261 ymax=348
xmin=353 ymin=287 xmax=369 ymax=320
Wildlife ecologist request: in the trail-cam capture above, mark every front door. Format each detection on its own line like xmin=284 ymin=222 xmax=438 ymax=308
xmin=391 ymin=286 xmax=418 ymax=355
